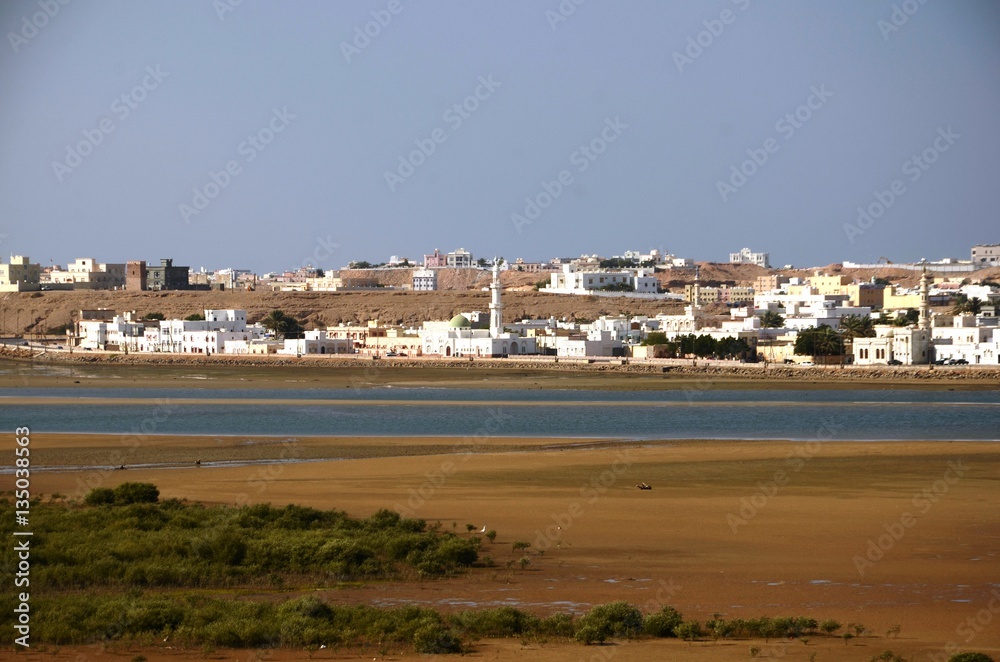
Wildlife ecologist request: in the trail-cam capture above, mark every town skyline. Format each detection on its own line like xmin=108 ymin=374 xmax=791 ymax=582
xmin=2 ymin=3 xmax=998 ymax=274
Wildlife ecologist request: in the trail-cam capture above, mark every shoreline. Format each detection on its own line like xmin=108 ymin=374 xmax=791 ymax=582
xmin=2 ymin=353 xmax=999 ymax=391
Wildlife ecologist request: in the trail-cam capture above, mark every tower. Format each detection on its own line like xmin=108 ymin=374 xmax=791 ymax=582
xmin=918 ymin=265 xmax=930 ymax=330
xmin=489 ymin=257 xmax=503 ymax=338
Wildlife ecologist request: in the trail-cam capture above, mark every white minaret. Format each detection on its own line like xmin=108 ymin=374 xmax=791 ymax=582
xmin=919 ymin=264 xmax=930 ymax=330
xmin=489 ymin=257 xmax=503 ymax=338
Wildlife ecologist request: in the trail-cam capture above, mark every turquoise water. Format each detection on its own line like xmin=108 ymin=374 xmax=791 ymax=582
xmin=4 ymin=387 xmax=999 ymax=440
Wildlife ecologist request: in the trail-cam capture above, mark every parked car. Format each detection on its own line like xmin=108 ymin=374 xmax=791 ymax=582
xmin=886 ymin=359 xmax=902 ymax=366
xmin=953 ymin=358 xmax=969 ymax=365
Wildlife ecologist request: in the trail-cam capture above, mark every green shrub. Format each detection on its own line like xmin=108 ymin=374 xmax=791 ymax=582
xmin=674 ymin=620 xmax=703 ymax=641
xmin=538 ymin=613 xmax=575 ymax=637
xmin=413 ymin=622 xmax=462 ymax=654
xmin=452 ymin=606 xmax=539 ymax=637
xmin=949 ymin=654 xmax=994 ymax=662
xmin=870 ymin=651 xmax=905 ymax=662
xmin=577 ymin=601 xmax=643 ymax=642
xmin=84 ymin=487 xmax=115 ymax=505
xmin=113 ymin=482 xmax=160 ymax=505
xmin=643 ymin=606 xmax=683 ymax=637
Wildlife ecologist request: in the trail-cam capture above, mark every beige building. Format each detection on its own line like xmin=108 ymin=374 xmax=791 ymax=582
xmin=971 ymin=244 xmax=1000 ymax=267
xmin=48 ymin=258 xmax=126 ymax=289
xmin=0 ymin=255 xmax=40 ymax=292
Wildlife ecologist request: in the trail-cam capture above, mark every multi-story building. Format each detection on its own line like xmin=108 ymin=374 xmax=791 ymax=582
xmin=729 ymin=247 xmax=770 ymax=268
xmin=48 ymin=258 xmax=126 ymax=289
xmin=412 ymin=268 xmax=437 ymax=291
xmin=423 ymin=249 xmax=447 ymax=269
xmin=446 ymin=248 xmax=474 ymax=268
xmin=545 ymin=264 xmax=659 ymax=295
xmin=971 ymin=244 xmax=1000 ymax=267
xmin=755 ymin=274 xmax=790 ymax=293
xmin=0 ymin=255 xmax=40 ymax=292
xmin=146 ymin=258 xmax=190 ymax=290
xmin=126 ymin=261 xmax=147 ymax=291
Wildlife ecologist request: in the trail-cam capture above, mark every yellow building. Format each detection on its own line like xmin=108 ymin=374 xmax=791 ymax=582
xmin=807 ymin=274 xmax=852 ymax=296
xmin=845 ymin=283 xmax=885 ymax=309
xmin=882 ymin=289 xmax=922 ymax=311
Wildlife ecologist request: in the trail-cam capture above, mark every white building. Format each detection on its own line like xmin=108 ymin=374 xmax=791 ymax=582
xmin=78 ymin=312 xmax=146 ymax=351
xmin=447 ymin=248 xmax=474 ymax=268
xmin=139 ymin=309 xmax=264 ymax=354
xmin=278 ymin=330 xmax=353 ymax=356
xmin=930 ymin=315 xmax=1000 ymax=365
xmin=412 ymin=268 xmax=437 ymax=291
xmin=730 ymin=247 xmax=770 ymax=269
xmin=754 ymin=290 xmax=872 ymax=330
xmin=544 ymin=263 xmax=659 ymax=295
xmin=853 ymin=326 xmax=932 ymax=365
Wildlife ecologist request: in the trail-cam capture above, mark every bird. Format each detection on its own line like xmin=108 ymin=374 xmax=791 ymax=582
xmin=479 ymin=525 xmax=487 ymax=533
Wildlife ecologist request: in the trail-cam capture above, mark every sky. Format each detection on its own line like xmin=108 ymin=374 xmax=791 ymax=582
xmin=1 ymin=1 xmax=998 ymax=274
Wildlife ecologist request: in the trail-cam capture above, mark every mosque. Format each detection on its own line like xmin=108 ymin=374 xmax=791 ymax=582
xmin=420 ymin=258 xmax=538 ymax=357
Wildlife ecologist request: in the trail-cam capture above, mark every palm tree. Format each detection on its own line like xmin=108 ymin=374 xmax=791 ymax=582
xmin=261 ymin=310 xmax=305 ymax=340
xmin=951 ymin=295 xmax=982 ymax=315
xmin=761 ymin=311 xmax=785 ymax=328
xmin=839 ymin=314 xmax=874 ymax=340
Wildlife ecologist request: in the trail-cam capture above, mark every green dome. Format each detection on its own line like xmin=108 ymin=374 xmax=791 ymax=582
xmin=449 ymin=314 xmax=472 ymax=328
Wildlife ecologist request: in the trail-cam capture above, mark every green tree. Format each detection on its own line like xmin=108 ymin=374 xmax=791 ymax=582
xmin=952 ymin=294 xmax=983 ymax=315
xmin=185 ymin=313 xmax=205 ymax=321
xmin=839 ymin=314 xmax=874 ymax=340
xmin=795 ymin=325 xmax=844 ymax=356
xmin=642 ymin=331 xmax=669 ymax=346
xmin=693 ymin=334 xmax=717 ymax=358
xmin=261 ymin=310 xmax=305 ymax=340
xmin=142 ymin=312 xmax=165 ymax=321
xmin=761 ymin=310 xmax=785 ymax=328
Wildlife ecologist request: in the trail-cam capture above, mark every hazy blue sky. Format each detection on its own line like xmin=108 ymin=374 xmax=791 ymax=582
xmin=2 ymin=1 xmax=998 ymax=274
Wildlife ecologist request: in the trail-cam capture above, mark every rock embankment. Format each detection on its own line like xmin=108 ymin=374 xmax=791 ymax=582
xmin=5 ymin=347 xmax=997 ymax=382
